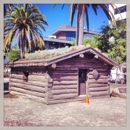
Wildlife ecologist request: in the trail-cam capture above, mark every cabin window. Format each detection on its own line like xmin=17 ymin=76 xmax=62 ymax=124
xmin=23 ymin=71 xmax=29 ymax=82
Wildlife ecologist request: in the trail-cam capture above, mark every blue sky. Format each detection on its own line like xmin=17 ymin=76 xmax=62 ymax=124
xmin=34 ymin=4 xmax=109 ymax=37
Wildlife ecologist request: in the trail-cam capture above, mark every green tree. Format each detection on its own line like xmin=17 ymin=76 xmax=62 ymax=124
xmin=8 ymin=49 xmax=20 ymax=61
xmin=83 ymin=36 xmax=99 ymax=48
xmin=95 ymin=20 xmax=126 ymax=63
xmin=71 ymin=35 xmax=99 ymax=48
xmin=4 ymin=4 xmax=48 ymax=58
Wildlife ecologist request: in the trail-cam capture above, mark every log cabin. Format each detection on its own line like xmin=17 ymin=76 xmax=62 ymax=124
xmin=8 ymin=45 xmax=118 ymax=104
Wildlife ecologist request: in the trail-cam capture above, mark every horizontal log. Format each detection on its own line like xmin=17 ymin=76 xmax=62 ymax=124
xmin=89 ymin=78 xmax=108 ymax=82
xmin=10 ymin=78 xmax=25 ymax=84
xmin=55 ymin=67 xmax=77 ymax=70
xmin=28 ymin=73 xmax=46 ymax=76
xmin=52 ymin=72 xmax=77 ymax=75
xmin=88 ymin=75 xmax=109 ymax=79
xmin=89 ymin=71 xmax=109 ymax=75
xmin=96 ymin=68 xmax=109 ymax=72
xmin=52 ymin=76 xmax=78 ymax=80
xmin=89 ymin=90 xmax=110 ymax=97
xmin=89 ymin=82 xmax=108 ymax=85
xmin=58 ymin=59 xmax=104 ymax=64
xmin=47 ymin=96 xmax=85 ymax=105
xmin=11 ymin=66 xmax=46 ymax=71
xmin=57 ymin=64 xmax=83 ymax=67
xmin=10 ymin=74 xmax=27 ymax=80
xmin=58 ymin=62 xmax=108 ymax=68
xmin=10 ymin=82 xmax=46 ymax=93
xmin=99 ymin=72 xmax=110 ymax=76
xmin=10 ymin=87 xmax=45 ymax=98
xmin=56 ymin=64 xmax=89 ymax=68
xmin=53 ymin=93 xmax=78 ymax=100
xmin=89 ymin=84 xmax=108 ymax=88
xmin=28 ymin=75 xmax=47 ymax=82
xmin=88 ymin=79 xmax=108 ymax=84
xmin=53 ymin=77 xmax=77 ymax=81
xmin=27 ymin=80 xmax=50 ymax=87
xmin=10 ymin=91 xmax=47 ymax=104
xmin=91 ymin=68 xmax=109 ymax=72
xmin=53 ymin=78 xmax=77 ymax=82
xmin=10 ymin=78 xmax=49 ymax=87
xmin=53 ymin=81 xmax=77 ymax=85
xmin=57 ymin=63 xmax=108 ymax=69
xmin=51 ymin=89 xmax=77 ymax=95
xmin=52 ymin=73 xmax=78 ymax=76
xmin=52 ymin=85 xmax=77 ymax=90
xmin=52 ymin=70 xmax=77 ymax=73
xmin=89 ymin=95 xmax=110 ymax=98
xmin=89 ymin=86 xmax=109 ymax=92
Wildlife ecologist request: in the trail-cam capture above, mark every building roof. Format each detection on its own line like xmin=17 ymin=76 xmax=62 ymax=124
xmin=7 ymin=45 xmax=118 ymax=67
xmin=51 ymin=25 xmax=101 ymax=36
xmin=43 ymin=37 xmax=72 ymax=44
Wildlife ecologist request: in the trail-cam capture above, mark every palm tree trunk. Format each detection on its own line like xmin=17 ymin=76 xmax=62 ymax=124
xmin=76 ymin=10 xmax=79 ymax=46
xmin=20 ymin=40 xmax=25 ymax=58
xmin=76 ymin=4 xmax=84 ymax=46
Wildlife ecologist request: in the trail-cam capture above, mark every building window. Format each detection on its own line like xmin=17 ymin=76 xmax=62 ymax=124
xmin=114 ymin=5 xmax=126 ymax=15
xmin=66 ymin=31 xmax=76 ymax=41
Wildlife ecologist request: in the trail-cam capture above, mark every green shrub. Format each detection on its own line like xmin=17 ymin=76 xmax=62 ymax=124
xmin=8 ymin=49 xmax=20 ymax=61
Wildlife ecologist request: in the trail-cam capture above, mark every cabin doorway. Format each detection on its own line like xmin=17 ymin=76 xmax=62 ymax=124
xmin=78 ymin=69 xmax=87 ymax=95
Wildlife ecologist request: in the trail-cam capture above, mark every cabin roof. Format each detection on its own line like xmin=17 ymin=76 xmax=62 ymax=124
xmin=8 ymin=45 xmax=118 ymax=67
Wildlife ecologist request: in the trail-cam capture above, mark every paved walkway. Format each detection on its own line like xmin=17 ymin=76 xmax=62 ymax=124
xmin=4 ymin=94 xmax=126 ymax=126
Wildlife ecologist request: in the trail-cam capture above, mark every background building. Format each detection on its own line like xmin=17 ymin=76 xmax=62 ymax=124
xmin=109 ymin=4 xmax=126 ymax=23
xmin=44 ymin=37 xmax=71 ymax=49
xmin=44 ymin=25 xmax=101 ymax=49
xmin=50 ymin=25 xmax=101 ymax=41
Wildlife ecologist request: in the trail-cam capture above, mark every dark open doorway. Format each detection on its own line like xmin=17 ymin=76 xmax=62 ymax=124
xmin=78 ymin=69 xmax=87 ymax=95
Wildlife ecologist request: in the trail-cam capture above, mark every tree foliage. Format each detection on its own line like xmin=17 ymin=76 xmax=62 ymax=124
xmin=71 ymin=35 xmax=99 ymax=48
xmin=8 ymin=49 xmax=20 ymax=61
xmin=96 ymin=20 xmax=126 ymax=63
xmin=4 ymin=4 xmax=48 ymax=59
xmin=82 ymin=20 xmax=126 ymax=63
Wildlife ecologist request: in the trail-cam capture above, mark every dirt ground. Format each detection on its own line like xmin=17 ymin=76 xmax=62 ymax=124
xmin=4 ymin=93 xmax=126 ymax=126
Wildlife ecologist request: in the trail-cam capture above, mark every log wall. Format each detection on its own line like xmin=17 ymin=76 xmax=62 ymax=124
xmin=87 ymin=73 xmax=110 ymax=98
xmin=50 ymin=69 xmax=78 ymax=102
xmin=9 ymin=67 xmax=52 ymax=104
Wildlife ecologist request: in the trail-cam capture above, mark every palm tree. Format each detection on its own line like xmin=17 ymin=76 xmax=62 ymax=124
xmin=70 ymin=4 xmax=117 ymax=46
xmin=4 ymin=4 xmax=48 ymax=58
xmin=53 ymin=4 xmax=117 ymax=46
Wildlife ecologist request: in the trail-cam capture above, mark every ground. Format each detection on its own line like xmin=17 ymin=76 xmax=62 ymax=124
xmin=4 ymin=78 xmax=126 ymax=126
xmin=4 ymin=93 xmax=126 ymax=126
